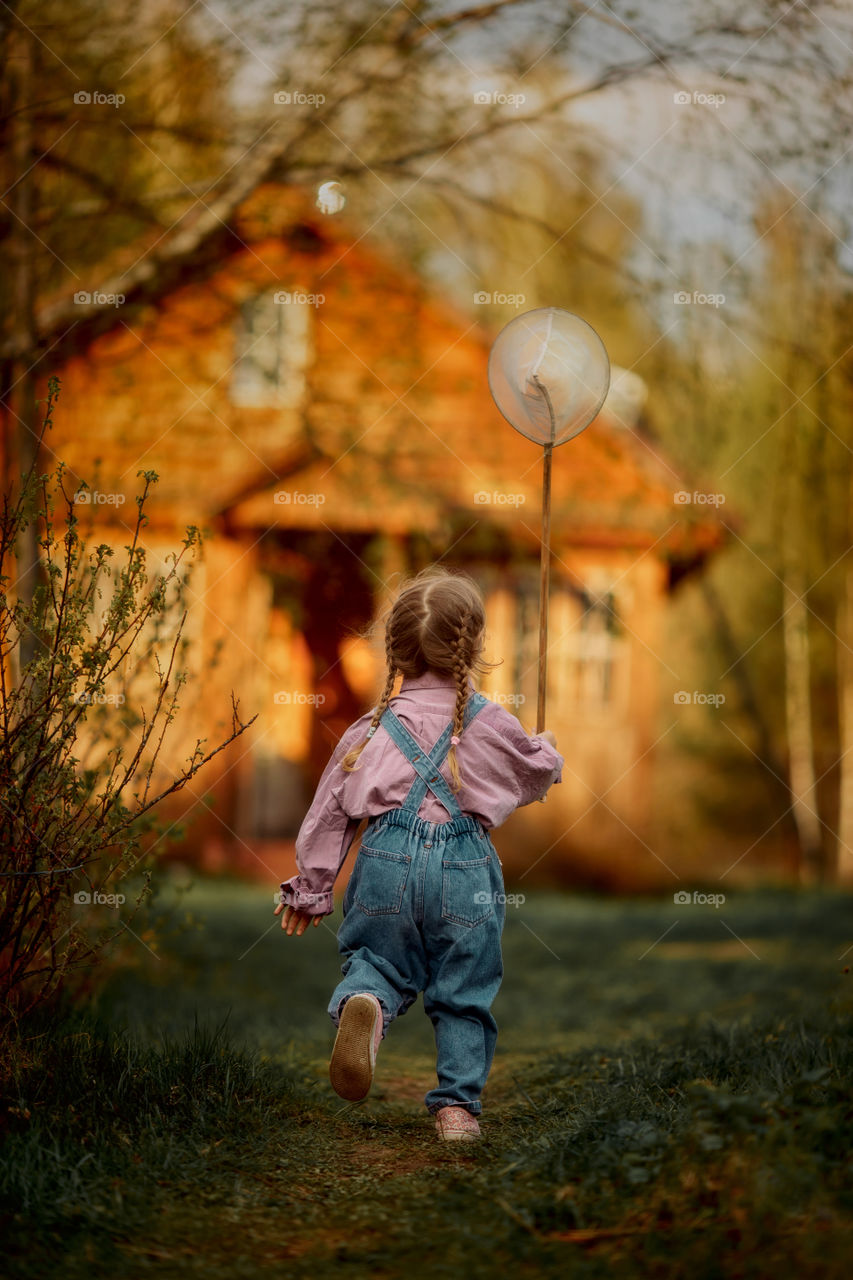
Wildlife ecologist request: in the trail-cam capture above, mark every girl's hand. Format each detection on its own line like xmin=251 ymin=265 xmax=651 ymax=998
xmin=538 ymin=729 xmax=557 ymax=748
xmin=274 ymin=901 xmax=323 ymax=936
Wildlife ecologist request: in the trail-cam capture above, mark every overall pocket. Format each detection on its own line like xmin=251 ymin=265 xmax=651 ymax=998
xmin=441 ymin=855 xmax=493 ymax=928
xmin=354 ymin=846 xmax=412 ymax=916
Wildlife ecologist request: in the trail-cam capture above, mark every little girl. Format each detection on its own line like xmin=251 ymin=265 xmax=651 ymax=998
xmin=274 ymin=566 xmax=562 ymax=1141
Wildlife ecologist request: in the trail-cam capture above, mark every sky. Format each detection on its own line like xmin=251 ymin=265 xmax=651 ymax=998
xmin=197 ymin=0 xmax=853 ymax=312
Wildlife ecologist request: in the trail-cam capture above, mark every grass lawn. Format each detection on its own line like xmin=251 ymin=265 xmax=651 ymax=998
xmin=2 ymin=880 xmax=852 ymax=1278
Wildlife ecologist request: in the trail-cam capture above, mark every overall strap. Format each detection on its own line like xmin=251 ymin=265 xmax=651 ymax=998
xmin=401 ymin=691 xmax=489 ymax=815
xmin=380 ymin=692 xmax=489 ymax=819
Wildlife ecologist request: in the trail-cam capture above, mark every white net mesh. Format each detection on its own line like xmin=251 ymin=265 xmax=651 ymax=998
xmin=488 ymin=308 xmax=610 ymax=446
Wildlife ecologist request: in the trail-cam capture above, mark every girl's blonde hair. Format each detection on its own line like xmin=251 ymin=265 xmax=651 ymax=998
xmin=341 ymin=566 xmax=495 ymax=791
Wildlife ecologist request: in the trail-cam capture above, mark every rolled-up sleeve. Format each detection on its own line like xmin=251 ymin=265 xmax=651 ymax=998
xmin=279 ymin=729 xmax=363 ymax=917
xmin=484 ymin=708 xmax=564 ymax=813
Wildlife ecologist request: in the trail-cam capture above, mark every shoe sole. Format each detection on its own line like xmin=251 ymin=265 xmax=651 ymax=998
xmin=437 ymin=1130 xmax=480 ymax=1142
xmin=329 ymin=995 xmax=379 ymax=1101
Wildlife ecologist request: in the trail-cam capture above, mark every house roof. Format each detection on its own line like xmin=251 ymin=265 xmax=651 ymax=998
xmin=37 ymin=182 xmax=725 ymax=582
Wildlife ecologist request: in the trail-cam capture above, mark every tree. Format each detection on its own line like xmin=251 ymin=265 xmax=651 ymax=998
xmin=642 ymin=190 xmax=853 ymax=883
xmin=2 ymin=0 xmax=850 ymax=891
xmin=3 ymin=1 xmax=848 ymax=375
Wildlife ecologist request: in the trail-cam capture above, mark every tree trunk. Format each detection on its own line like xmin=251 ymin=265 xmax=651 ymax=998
xmin=836 ymin=564 xmax=853 ymax=883
xmin=782 ymin=570 xmax=823 ymax=882
xmin=6 ymin=21 xmax=41 ymax=673
xmin=701 ymin=575 xmax=790 ymax=805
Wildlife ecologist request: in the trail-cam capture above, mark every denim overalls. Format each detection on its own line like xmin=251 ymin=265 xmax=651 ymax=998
xmin=328 ymin=692 xmax=506 ymax=1116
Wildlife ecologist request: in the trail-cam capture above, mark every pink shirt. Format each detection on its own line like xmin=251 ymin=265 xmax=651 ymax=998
xmin=280 ymin=670 xmax=564 ymax=916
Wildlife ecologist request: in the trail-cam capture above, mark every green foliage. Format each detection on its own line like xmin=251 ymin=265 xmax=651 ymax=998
xmin=0 ymin=1006 xmax=314 ymax=1233
xmin=1 ymin=886 xmax=852 ymax=1278
xmin=0 ymin=380 xmax=257 ymax=1024
xmin=0 ymin=0 xmax=233 ymax=313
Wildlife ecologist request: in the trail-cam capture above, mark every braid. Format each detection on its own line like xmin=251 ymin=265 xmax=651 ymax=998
xmin=446 ymin=608 xmax=473 ymax=792
xmin=338 ymin=569 xmax=492 ymax=783
xmin=340 ymin=624 xmax=397 ymax=772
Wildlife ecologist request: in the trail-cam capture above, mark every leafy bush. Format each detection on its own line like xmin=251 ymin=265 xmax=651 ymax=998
xmin=0 ymin=378 xmax=256 ymax=1024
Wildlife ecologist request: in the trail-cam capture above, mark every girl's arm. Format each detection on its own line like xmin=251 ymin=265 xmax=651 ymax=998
xmin=276 ymin=723 xmax=366 ymax=924
xmin=480 ymin=707 xmax=565 ymax=816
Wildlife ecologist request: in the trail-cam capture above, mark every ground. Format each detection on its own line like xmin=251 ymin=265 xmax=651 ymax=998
xmin=1 ymin=881 xmax=852 ymax=1278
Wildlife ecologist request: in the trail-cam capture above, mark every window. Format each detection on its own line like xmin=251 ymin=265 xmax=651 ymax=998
xmin=512 ymin=575 xmax=541 ymax=714
xmin=229 ymin=289 xmax=311 ymax=408
xmin=512 ymin=573 xmax=624 ymax=712
xmin=574 ymin=586 xmax=617 ymax=705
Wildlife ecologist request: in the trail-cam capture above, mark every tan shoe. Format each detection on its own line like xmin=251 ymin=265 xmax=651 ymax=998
xmin=435 ymin=1105 xmax=481 ymax=1141
xmin=329 ymin=993 xmax=383 ymax=1101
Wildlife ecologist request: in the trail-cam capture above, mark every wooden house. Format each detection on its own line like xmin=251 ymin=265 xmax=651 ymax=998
xmin=14 ymin=184 xmax=723 ymax=890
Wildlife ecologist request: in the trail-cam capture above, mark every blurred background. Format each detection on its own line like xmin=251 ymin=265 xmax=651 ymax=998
xmin=3 ymin=0 xmax=853 ymax=895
